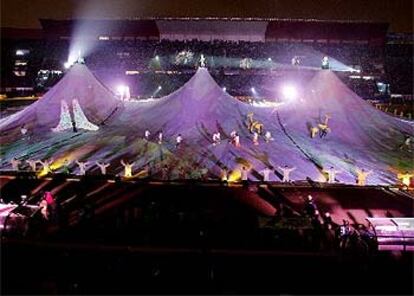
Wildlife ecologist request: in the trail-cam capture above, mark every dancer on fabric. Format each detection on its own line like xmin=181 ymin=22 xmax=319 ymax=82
xmin=355 ymin=168 xmax=372 ymax=186
xmin=39 ymin=159 xmax=54 ymax=175
xmin=212 ymin=132 xmax=221 ymax=146
xmin=310 ymin=126 xmax=319 ymax=138
xmin=264 ymin=131 xmax=273 ymax=143
xmin=253 ymin=132 xmax=259 ymax=146
xmin=96 ymin=161 xmax=110 ymax=175
xmin=278 ymin=165 xmax=296 ymax=182
xmin=260 ymin=167 xmax=272 ymax=181
xmin=397 ymin=171 xmax=413 ymax=186
xmin=75 ymin=160 xmax=89 ymax=175
xmin=121 ymin=159 xmax=134 ymax=177
xmin=221 ymin=167 xmax=228 ymax=182
xmin=323 ymin=166 xmax=341 ymax=183
xmin=176 ymin=134 xmax=183 ymax=148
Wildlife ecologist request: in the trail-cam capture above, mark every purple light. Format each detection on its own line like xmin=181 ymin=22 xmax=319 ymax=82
xmin=116 ymin=85 xmax=130 ymax=100
xmin=117 ymin=85 xmax=126 ymax=94
xmin=281 ymin=85 xmax=298 ymax=100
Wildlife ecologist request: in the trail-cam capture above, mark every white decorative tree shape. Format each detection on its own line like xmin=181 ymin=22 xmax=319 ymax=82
xmin=52 ymin=100 xmax=72 ymax=132
xmin=72 ymin=99 xmax=99 ymax=131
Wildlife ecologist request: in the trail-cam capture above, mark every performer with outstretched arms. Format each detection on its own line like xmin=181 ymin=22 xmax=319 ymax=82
xmin=397 ymin=171 xmax=413 ymax=187
xmin=39 ymin=159 xmax=54 ymax=175
xmin=120 ymin=159 xmax=134 ymax=177
xmin=75 ymin=160 xmax=89 ymax=175
xmin=62 ymin=159 xmax=71 ymax=174
xmin=278 ymin=165 xmax=296 ymax=182
xmin=96 ymin=161 xmax=110 ymax=175
xmin=355 ymin=168 xmax=372 ymax=186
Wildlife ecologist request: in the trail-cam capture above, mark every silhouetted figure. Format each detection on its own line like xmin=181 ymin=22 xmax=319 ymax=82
xmin=72 ymin=119 xmax=77 ymax=133
xmin=322 ymin=212 xmax=333 ymax=229
xmin=304 ymin=195 xmax=317 ymax=217
xmin=161 ymin=165 xmax=169 ymax=180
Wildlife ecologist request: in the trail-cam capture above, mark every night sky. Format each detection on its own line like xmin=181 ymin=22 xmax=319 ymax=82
xmin=1 ymin=0 xmax=413 ymax=32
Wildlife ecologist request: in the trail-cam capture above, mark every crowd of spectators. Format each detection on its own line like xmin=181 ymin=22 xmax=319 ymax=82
xmin=385 ymin=44 xmax=413 ymax=95
xmin=1 ymin=38 xmax=412 ymax=99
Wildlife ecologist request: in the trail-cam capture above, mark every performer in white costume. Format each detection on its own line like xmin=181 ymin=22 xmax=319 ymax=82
xmin=96 ymin=162 xmax=110 ymax=175
xmin=260 ymin=167 xmax=272 ymax=181
xmin=323 ymin=166 xmax=341 ymax=183
xmin=75 ymin=160 xmax=89 ymax=175
xmin=278 ymin=165 xmax=296 ymax=182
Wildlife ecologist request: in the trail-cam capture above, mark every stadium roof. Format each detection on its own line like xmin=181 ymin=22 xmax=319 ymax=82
xmin=1 ymin=0 xmax=412 ymax=33
xmin=1 ymin=18 xmax=388 ymax=43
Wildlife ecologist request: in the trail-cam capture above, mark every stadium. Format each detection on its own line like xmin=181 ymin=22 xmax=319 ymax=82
xmin=1 ymin=0 xmax=413 ymax=294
